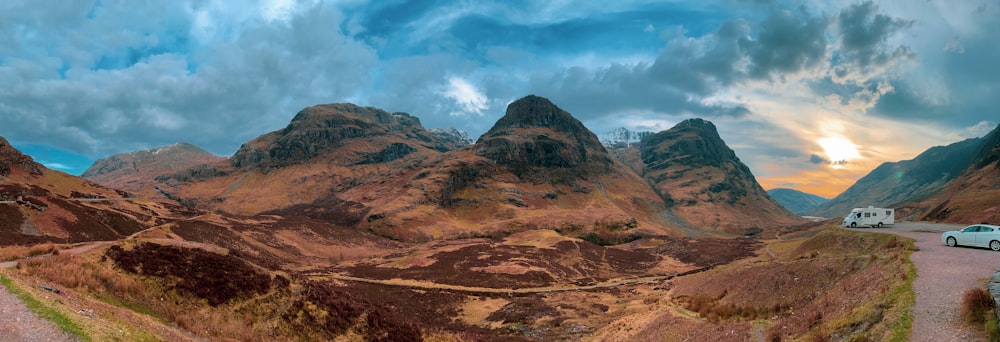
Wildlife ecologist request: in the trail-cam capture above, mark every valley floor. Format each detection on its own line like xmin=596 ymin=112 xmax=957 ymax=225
xmin=850 ymin=222 xmax=994 ymax=342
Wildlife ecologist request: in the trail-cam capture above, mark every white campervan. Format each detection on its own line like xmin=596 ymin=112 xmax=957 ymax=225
xmin=843 ymin=206 xmax=894 ymax=228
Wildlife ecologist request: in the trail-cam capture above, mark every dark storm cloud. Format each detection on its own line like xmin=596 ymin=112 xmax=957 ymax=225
xmin=809 ymin=154 xmax=829 ymax=164
xmin=837 ymin=1 xmax=914 ymax=69
xmin=0 ymin=1 xmax=377 ymax=156
xmin=745 ymin=7 xmax=829 ymax=80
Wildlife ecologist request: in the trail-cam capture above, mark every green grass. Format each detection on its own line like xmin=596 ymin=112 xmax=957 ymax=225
xmin=96 ymin=294 xmax=162 ymax=321
xmin=814 ymin=233 xmax=916 ymax=341
xmin=0 ymin=272 xmax=90 ymax=341
xmin=885 ymin=250 xmax=916 ymax=342
xmin=986 ymin=311 xmax=1000 ymax=342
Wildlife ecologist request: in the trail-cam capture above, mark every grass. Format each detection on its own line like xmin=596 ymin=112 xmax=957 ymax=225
xmin=0 ymin=242 xmax=58 ymax=261
xmin=986 ymin=313 xmax=1000 ymax=342
xmin=0 ymin=272 xmax=90 ymax=341
xmin=886 ymin=255 xmax=916 ymax=342
xmin=818 ymin=233 xmax=915 ymax=342
xmin=961 ymin=287 xmax=1000 ymax=341
xmin=961 ymin=288 xmax=994 ymax=324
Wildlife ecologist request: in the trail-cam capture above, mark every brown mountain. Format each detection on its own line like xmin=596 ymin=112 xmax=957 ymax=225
xmin=148 ymin=96 xmax=675 ymax=241
xmin=634 ymin=119 xmax=802 ymax=233
xmin=92 ymin=96 xmax=801 ymax=240
xmin=810 ymin=136 xmax=983 ymax=218
xmin=0 ymin=136 xmax=180 ymax=244
xmin=903 ymin=123 xmax=1000 ymax=224
xmin=81 ymin=142 xmax=224 ymax=199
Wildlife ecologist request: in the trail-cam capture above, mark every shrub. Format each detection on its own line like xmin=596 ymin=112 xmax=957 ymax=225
xmin=960 ymin=288 xmax=995 ymax=325
xmin=105 ymin=243 xmax=272 ymax=306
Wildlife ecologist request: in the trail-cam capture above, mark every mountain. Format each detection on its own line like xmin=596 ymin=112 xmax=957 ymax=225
xmin=628 ymin=119 xmax=803 ymax=233
xmin=150 ymin=96 xmax=676 ymax=240
xmin=902 ymin=124 xmax=1000 ymax=223
xmin=474 ymin=94 xmax=613 ymax=182
xmin=0 ymin=136 xmax=183 ymax=244
xmin=86 ymin=95 xmax=802 ymax=240
xmin=766 ymin=188 xmax=829 ymax=215
xmin=228 ymin=103 xmax=468 ymax=169
xmin=81 ymin=142 xmax=224 ymax=199
xmin=810 ymin=136 xmax=984 ymax=218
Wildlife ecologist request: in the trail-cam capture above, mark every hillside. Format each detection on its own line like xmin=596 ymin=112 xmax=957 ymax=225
xmin=810 ymin=136 xmax=983 ymax=218
xmin=81 ymin=142 xmax=224 ymax=200
xmin=0 ymin=136 xmax=186 ymax=244
xmin=767 ymin=188 xmax=828 ymax=215
xmin=902 ymin=123 xmax=1000 ymax=224
xmin=615 ymin=119 xmax=804 ymax=234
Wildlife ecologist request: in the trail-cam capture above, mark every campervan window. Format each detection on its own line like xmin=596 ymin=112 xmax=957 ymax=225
xmin=885 ymin=210 xmax=890 ymax=216
xmin=864 ymin=213 xmax=870 ymax=218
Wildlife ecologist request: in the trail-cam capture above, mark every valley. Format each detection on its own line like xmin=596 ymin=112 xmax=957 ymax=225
xmin=0 ymin=95 xmax=957 ymax=341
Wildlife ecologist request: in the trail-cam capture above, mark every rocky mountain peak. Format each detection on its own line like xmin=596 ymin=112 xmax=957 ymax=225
xmin=634 ymin=119 xmax=800 ymax=231
xmin=475 ymin=95 xmax=611 ymax=180
xmin=485 ymin=95 xmax=586 ymax=133
xmin=231 ymin=103 xmax=461 ymax=168
xmin=0 ymin=136 xmax=44 ymax=177
xmin=640 ymin=118 xmax=737 ymax=169
xmin=428 ymin=127 xmax=473 ymax=149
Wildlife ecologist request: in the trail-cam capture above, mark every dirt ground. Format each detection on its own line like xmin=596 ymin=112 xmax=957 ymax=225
xmin=0 ymin=284 xmax=78 ymax=342
xmin=851 ymin=221 xmax=996 ymax=342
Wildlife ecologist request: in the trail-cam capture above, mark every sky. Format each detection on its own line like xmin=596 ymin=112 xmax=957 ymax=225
xmin=1 ymin=0 xmax=997 ymax=198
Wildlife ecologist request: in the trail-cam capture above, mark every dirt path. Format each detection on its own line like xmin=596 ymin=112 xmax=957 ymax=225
xmin=324 ymin=274 xmax=682 ymax=294
xmin=0 ymin=284 xmax=79 ymax=342
xmin=852 ymin=222 xmax=997 ymax=342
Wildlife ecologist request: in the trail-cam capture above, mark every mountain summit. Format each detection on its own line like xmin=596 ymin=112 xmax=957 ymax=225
xmin=476 ymin=95 xmax=612 ymax=181
xmin=631 ymin=118 xmax=802 ymax=233
xmin=82 ymin=142 xmax=224 ymax=199
xmin=231 ymin=103 xmax=468 ymax=169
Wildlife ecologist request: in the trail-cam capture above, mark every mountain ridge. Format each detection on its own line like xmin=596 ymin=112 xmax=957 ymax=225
xmin=767 ymin=188 xmax=829 ymax=216
xmin=809 ymin=136 xmax=983 ymax=218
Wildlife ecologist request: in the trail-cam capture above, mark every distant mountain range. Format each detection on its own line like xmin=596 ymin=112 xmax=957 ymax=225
xmin=81 ymin=142 xmax=225 ymax=200
xmin=766 ymin=188 xmax=828 ymax=216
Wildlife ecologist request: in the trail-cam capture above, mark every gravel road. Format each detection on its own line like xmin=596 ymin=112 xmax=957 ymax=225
xmin=0 ymin=285 xmax=78 ymax=342
xmin=851 ymin=222 xmax=999 ymax=342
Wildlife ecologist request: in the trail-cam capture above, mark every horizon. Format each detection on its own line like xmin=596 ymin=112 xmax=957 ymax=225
xmin=2 ymin=0 xmax=998 ymax=198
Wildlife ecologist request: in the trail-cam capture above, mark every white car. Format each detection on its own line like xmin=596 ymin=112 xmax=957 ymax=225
xmin=942 ymin=224 xmax=1000 ymax=251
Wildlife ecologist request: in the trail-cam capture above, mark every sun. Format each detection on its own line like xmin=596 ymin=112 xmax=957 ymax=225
xmin=817 ymin=137 xmax=861 ymax=167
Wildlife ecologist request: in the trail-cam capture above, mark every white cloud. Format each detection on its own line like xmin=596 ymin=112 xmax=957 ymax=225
xmin=442 ymin=77 xmax=488 ymax=116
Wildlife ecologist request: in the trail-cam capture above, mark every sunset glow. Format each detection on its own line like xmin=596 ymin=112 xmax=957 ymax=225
xmin=818 ymin=137 xmax=861 ymax=167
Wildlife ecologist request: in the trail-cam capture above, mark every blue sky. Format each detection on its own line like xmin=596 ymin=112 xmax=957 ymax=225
xmin=1 ymin=0 xmax=997 ymax=197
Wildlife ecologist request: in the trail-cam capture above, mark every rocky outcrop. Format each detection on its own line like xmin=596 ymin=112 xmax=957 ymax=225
xmin=0 ymin=136 xmax=44 ymax=177
xmin=475 ymin=95 xmax=612 ymax=181
xmin=231 ymin=104 xmax=464 ymax=169
xmin=428 ymin=127 xmax=473 ymax=151
xmin=641 ymin=119 xmax=738 ymax=171
xmin=356 ymin=143 xmax=417 ymax=165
